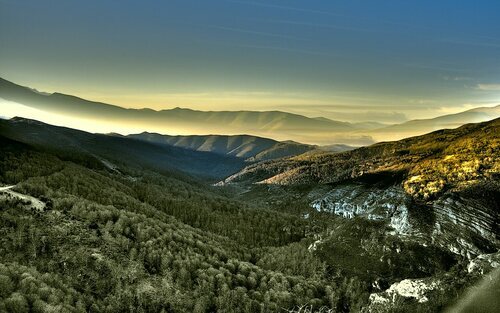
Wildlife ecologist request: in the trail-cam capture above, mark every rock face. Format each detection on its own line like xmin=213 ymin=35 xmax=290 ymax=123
xmin=370 ymin=278 xmax=440 ymax=304
xmin=466 ymin=253 xmax=500 ymax=275
xmin=431 ymin=195 xmax=498 ymax=253
xmin=311 ymin=184 xmax=412 ymax=235
xmin=309 ymin=183 xmax=499 ymax=257
xmin=366 ymin=251 xmax=500 ymax=311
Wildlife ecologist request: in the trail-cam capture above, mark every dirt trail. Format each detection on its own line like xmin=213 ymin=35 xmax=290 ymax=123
xmin=0 ymin=185 xmax=45 ymax=211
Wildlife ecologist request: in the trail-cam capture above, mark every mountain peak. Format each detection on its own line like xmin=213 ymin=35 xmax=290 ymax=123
xmin=10 ymin=116 xmax=47 ymax=125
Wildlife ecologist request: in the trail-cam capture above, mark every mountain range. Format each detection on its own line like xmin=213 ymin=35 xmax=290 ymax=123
xmin=2 ymin=77 xmax=498 ymax=146
xmin=223 ymin=117 xmax=500 ymax=197
xmin=0 ymin=78 xmax=372 ymax=145
xmin=222 ymin=117 xmax=500 ymax=254
xmin=366 ymin=105 xmax=500 ymax=141
xmin=0 ymin=117 xmax=245 ymax=180
xmin=0 ymin=115 xmax=498 ymax=312
xmin=0 ymin=117 xmax=326 ymax=180
xmin=125 ymin=133 xmax=315 ymax=162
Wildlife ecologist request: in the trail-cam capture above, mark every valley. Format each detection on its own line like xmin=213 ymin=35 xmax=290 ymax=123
xmin=2 ymin=77 xmax=499 ymax=146
xmin=2 ymin=1 xmax=499 ymax=311
xmin=0 ymin=116 xmax=498 ymax=312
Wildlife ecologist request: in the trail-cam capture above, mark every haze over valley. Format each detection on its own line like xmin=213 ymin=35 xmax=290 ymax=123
xmin=2 ymin=78 xmax=499 ymax=146
xmin=1 ymin=1 xmax=499 ymax=312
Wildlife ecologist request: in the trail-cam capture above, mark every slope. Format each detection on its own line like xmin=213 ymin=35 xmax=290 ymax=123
xmin=0 ymin=134 xmax=335 ymax=312
xmin=0 ymin=77 xmax=375 ymax=145
xmin=368 ymin=105 xmax=500 ymax=141
xmin=223 ymin=119 xmax=500 ymax=263
xmin=0 ymin=117 xmax=245 ymax=180
xmin=127 ymin=132 xmax=315 ymax=162
xmin=224 ymin=118 xmax=500 ymax=198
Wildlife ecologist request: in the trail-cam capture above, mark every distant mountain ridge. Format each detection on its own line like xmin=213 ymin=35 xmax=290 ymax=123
xmin=367 ymin=105 xmax=500 ymax=141
xmin=0 ymin=77 xmax=377 ymax=145
xmin=0 ymin=117 xmax=246 ymax=180
xmin=222 ymin=118 xmax=500 ymax=199
xmin=126 ymin=133 xmax=315 ymax=162
xmin=221 ymin=118 xmax=500 ymax=263
xmin=1 ymin=77 xmax=499 ymax=145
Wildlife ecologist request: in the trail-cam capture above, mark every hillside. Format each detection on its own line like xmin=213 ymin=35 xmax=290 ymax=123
xmin=368 ymin=105 xmax=500 ymax=141
xmin=2 ymin=77 xmax=499 ymax=146
xmin=0 ymin=117 xmax=245 ymax=180
xmin=127 ymin=133 xmax=315 ymax=162
xmin=222 ymin=119 xmax=500 ymax=277
xmin=0 ymin=118 xmax=498 ymax=312
xmin=0 ymin=78 xmax=376 ymax=145
xmin=224 ymin=118 xmax=500 ymax=199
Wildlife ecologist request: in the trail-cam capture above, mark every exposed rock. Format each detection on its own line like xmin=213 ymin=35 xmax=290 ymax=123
xmin=467 ymin=252 xmax=500 ymax=274
xmin=310 ymin=184 xmax=412 ymax=235
xmin=368 ymin=278 xmax=440 ymax=309
xmin=310 ymin=183 xmax=499 ymax=257
xmin=308 ymin=235 xmax=323 ymax=252
xmin=311 ymin=185 xmax=402 ymax=217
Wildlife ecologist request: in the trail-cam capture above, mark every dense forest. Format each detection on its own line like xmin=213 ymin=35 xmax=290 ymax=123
xmin=0 ymin=136 xmax=353 ymax=312
xmin=0 ymin=119 xmax=498 ymax=312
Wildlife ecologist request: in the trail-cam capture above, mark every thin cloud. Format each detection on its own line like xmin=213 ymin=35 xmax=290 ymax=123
xmin=403 ymin=63 xmax=471 ymax=73
xmin=273 ymin=104 xmax=409 ymax=123
xmin=227 ymin=0 xmax=430 ymax=32
xmin=328 ymin=111 xmax=408 ymax=123
xmin=267 ymin=20 xmax=395 ymax=34
xmin=226 ymin=0 xmax=344 ymax=17
xmin=442 ymin=76 xmax=472 ymax=81
xmin=224 ymin=42 xmax=341 ymax=57
xmin=440 ymin=39 xmax=500 ymax=49
xmin=477 ymin=84 xmax=500 ymax=91
xmin=279 ymin=103 xmax=423 ymax=111
xmin=210 ymin=25 xmax=305 ymax=40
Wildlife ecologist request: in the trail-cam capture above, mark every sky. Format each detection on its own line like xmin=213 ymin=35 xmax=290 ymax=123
xmin=1 ymin=0 xmax=500 ymax=123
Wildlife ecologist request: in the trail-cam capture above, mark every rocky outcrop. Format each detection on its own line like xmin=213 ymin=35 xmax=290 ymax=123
xmin=430 ymin=195 xmax=499 ymax=257
xmin=366 ymin=252 xmax=500 ymax=312
xmin=310 ymin=184 xmax=413 ymax=236
xmin=369 ymin=278 xmax=440 ymax=305
xmin=310 ymin=183 xmax=499 ymax=257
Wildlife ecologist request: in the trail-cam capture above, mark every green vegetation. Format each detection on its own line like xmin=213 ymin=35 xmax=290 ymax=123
xmin=0 ymin=118 xmax=498 ymax=312
xmin=127 ymin=133 xmax=314 ymax=162
xmin=0 ymin=136 xmax=365 ymax=312
xmin=226 ymin=118 xmax=500 ymax=201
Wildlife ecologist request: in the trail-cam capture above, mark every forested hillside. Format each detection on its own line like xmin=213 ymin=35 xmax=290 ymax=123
xmin=0 ymin=119 xmax=498 ymax=312
xmin=0 ymin=135 xmax=366 ymax=312
xmin=224 ymin=118 xmax=500 ymax=200
xmin=126 ymin=133 xmax=314 ymax=162
xmin=0 ymin=117 xmax=245 ymax=181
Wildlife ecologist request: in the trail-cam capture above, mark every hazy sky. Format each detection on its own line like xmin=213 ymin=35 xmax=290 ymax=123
xmin=1 ymin=0 xmax=500 ymax=123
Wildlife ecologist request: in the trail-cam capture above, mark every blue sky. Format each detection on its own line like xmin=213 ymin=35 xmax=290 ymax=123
xmin=1 ymin=0 xmax=499 ymax=122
